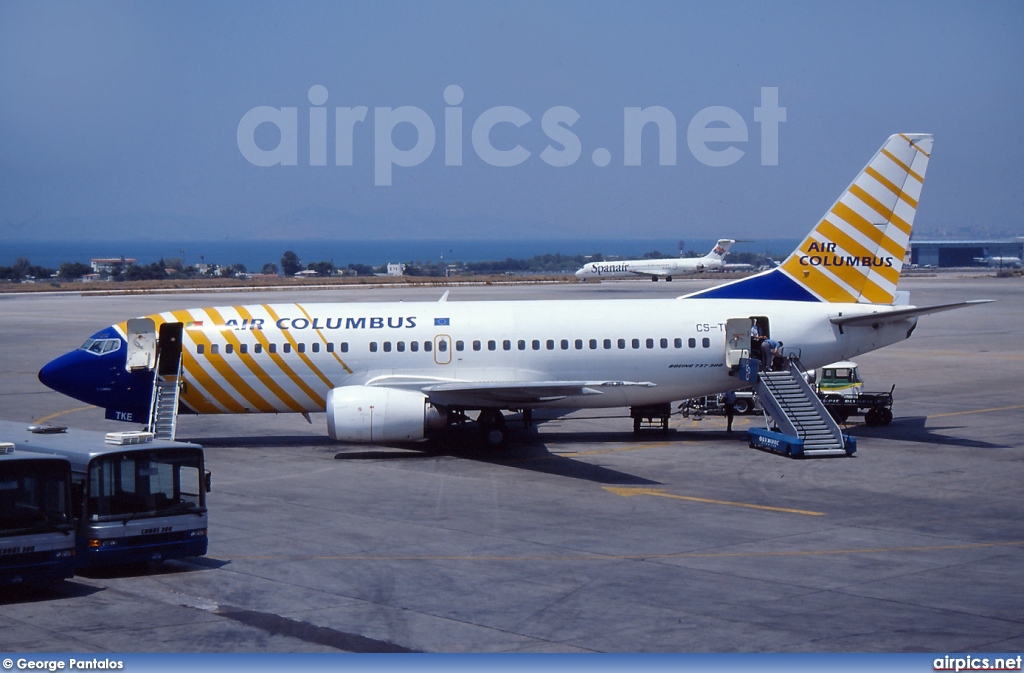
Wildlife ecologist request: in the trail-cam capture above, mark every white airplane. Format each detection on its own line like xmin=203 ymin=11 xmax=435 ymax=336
xmin=38 ymin=134 xmax=988 ymax=446
xmin=975 ymin=256 xmax=1022 ymax=269
xmin=574 ymin=240 xmax=735 ymax=281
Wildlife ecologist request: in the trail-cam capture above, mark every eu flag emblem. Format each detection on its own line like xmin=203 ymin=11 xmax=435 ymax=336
xmin=434 ymin=318 xmax=450 ymax=326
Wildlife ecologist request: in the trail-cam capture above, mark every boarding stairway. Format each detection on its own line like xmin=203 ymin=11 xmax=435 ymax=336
xmin=146 ymin=323 xmax=184 ymax=441
xmin=754 ymin=358 xmax=848 ymax=457
xmin=148 ymin=371 xmax=181 ymax=441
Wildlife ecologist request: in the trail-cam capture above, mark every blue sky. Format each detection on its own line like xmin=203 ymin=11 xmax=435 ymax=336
xmin=1 ymin=1 xmax=1021 ymax=242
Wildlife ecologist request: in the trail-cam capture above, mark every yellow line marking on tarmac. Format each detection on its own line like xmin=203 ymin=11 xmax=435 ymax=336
xmin=216 ymin=540 xmax=1024 ymax=562
xmin=928 ymin=404 xmax=1024 ymax=419
xmin=34 ymin=406 xmax=96 ymax=423
xmin=603 ymin=486 xmax=826 ymax=516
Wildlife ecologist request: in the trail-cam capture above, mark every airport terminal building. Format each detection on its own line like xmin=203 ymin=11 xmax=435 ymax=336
xmin=910 ymin=238 xmax=1024 ymax=267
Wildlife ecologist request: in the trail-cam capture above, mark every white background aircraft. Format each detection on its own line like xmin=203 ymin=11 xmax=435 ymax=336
xmin=39 ymin=134 xmax=987 ymax=446
xmin=574 ymin=240 xmax=735 ymax=281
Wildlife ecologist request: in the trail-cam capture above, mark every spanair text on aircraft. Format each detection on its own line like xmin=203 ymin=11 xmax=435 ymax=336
xmin=575 ymin=239 xmax=735 ymax=281
xmin=39 ymin=134 xmax=988 ymax=446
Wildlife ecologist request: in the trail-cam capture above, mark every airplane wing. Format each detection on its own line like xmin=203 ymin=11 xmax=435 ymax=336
xmin=830 ymin=300 xmax=993 ymax=328
xmin=627 ymin=269 xmax=671 ymax=278
xmin=421 ymin=380 xmax=656 ymax=406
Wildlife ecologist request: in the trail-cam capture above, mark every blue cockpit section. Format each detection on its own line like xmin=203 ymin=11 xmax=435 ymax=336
xmin=38 ymin=326 xmax=154 ymax=420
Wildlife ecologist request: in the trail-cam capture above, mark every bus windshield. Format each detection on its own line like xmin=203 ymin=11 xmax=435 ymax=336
xmin=87 ymin=448 xmax=205 ymax=521
xmin=0 ymin=462 xmax=72 ymax=536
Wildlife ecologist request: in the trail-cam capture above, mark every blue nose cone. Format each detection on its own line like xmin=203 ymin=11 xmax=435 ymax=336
xmin=38 ymin=330 xmax=153 ymax=414
xmin=39 ymin=349 xmax=118 ymax=406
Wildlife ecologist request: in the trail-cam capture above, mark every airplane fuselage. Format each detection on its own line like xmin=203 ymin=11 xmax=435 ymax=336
xmin=40 ymin=297 xmax=915 ymax=420
xmin=575 ymin=258 xmax=719 ymax=281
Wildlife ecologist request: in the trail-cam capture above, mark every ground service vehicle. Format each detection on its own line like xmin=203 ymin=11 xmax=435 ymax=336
xmin=816 ymin=361 xmax=894 ymax=425
xmin=0 ymin=442 xmax=75 ymax=585
xmin=0 ymin=421 xmax=209 ymax=569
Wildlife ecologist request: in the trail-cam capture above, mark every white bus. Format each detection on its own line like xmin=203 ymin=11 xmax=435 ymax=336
xmin=0 ymin=442 xmax=75 ymax=585
xmin=0 ymin=421 xmax=209 ymax=570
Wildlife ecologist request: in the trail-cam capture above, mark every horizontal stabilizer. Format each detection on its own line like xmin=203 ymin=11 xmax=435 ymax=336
xmin=830 ymin=299 xmax=992 ymax=328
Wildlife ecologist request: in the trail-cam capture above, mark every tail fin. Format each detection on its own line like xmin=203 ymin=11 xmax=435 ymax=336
xmin=705 ymin=239 xmax=735 ymax=261
xmin=687 ymin=134 xmax=932 ymax=304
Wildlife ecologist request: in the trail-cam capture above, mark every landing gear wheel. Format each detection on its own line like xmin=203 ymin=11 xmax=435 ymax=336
xmin=482 ymin=425 xmax=510 ymax=448
xmin=477 ymin=409 xmax=509 ymax=448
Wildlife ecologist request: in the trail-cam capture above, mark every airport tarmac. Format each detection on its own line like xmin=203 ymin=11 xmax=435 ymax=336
xmin=1 ymin=275 xmax=1023 ymax=652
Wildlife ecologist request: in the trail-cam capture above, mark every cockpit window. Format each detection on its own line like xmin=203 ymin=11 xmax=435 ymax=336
xmin=80 ymin=338 xmax=122 ymax=355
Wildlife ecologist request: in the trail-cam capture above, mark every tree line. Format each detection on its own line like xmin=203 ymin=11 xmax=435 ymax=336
xmin=1 ymin=249 xmax=772 ymax=283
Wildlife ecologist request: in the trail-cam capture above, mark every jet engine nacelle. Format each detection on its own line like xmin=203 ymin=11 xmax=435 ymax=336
xmin=326 ymin=386 xmax=446 ymax=442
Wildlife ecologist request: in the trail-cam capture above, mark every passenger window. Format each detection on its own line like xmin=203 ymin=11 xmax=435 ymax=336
xmin=211 ymin=344 xmax=219 ymax=355
xmin=240 ymin=343 xmax=248 ymax=354
xmin=383 ymin=342 xmax=392 ymax=352
xmin=488 ymin=340 xmax=496 ymax=351
xmin=560 ymin=339 xmax=569 ymax=350
xmin=702 ymin=337 xmax=710 ymax=348
xmin=518 ymin=340 xmax=526 ymax=351
xmin=473 ymin=340 xmax=481 ymax=351
xmin=674 ymin=338 xmax=682 ymax=348
xmin=688 ymin=338 xmax=696 ymax=348
xmin=503 ymin=340 xmax=511 ymax=351
xmin=424 ymin=341 xmax=432 ymax=352
xmin=532 ymin=340 xmax=540 ymax=350
xmin=197 ymin=344 xmax=205 ymax=355
xmin=631 ymin=339 xmax=640 ymax=349
xmin=438 ymin=340 xmax=447 ymax=352
xmin=269 ymin=343 xmax=277 ymax=354
xmin=645 ymin=338 xmax=654 ymax=349
xmin=340 ymin=342 xmax=349 ymax=353
xmin=312 ymin=343 xmax=319 ymax=353
xmin=604 ymin=339 xmax=611 ymax=349
xmin=369 ymin=342 xmax=378 ymax=352
xmin=575 ymin=339 xmax=583 ymax=350
xmin=283 ymin=343 xmax=291 ymax=354
xmin=397 ymin=341 xmax=405 ymax=352
xmin=660 ymin=338 xmax=668 ymax=349
xmin=411 ymin=341 xmax=419 ymax=352
xmin=617 ymin=339 xmax=626 ymax=349
xmin=297 ymin=343 xmax=305 ymax=353
xmin=326 ymin=343 xmax=334 ymax=353
xmin=455 ymin=341 xmax=464 ymax=351
xmin=255 ymin=343 xmax=263 ymax=354
xmin=225 ymin=344 xmax=233 ymax=354
xmin=546 ymin=340 xmax=555 ymax=350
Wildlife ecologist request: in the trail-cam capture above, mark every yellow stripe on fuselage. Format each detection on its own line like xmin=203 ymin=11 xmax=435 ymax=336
xmin=296 ymin=303 xmax=354 ymax=375
xmin=204 ymin=307 xmax=302 ymax=413
xmin=171 ymin=310 xmax=246 ymax=413
xmin=230 ymin=306 xmax=317 ymax=412
xmin=255 ymin=305 xmax=330 ymax=409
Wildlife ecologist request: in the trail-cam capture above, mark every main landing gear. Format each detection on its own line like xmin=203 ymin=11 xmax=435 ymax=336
xmin=476 ymin=409 xmax=510 ymax=448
